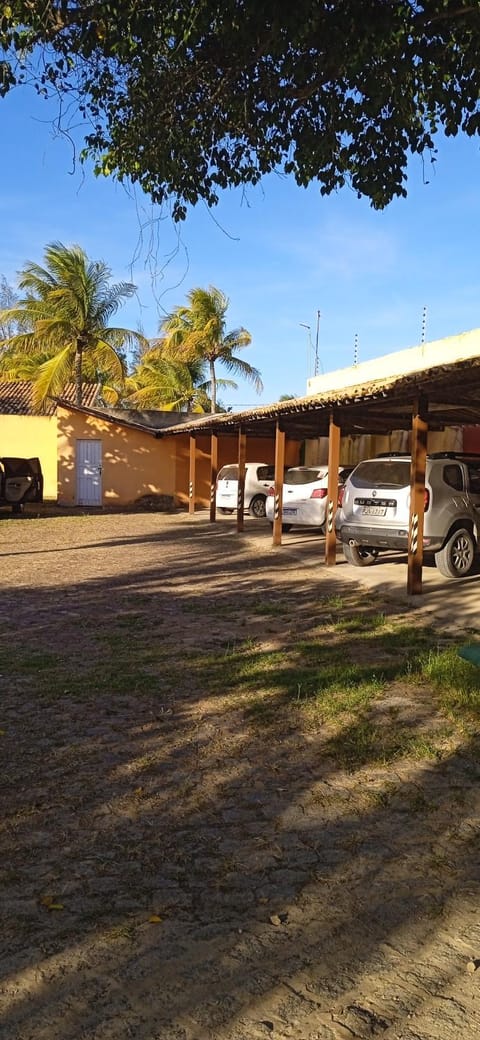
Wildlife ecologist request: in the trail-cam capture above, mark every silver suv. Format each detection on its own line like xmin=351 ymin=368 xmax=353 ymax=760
xmin=337 ymin=452 xmax=480 ymax=578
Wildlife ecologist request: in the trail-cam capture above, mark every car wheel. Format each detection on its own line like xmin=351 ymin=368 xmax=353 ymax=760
xmin=434 ymin=527 xmax=476 ymax=578
xmin=249 ymin=494 xmax=267 ymax=518
xmin=343 ymin=542 xmax=378 ymax=567
xmin=218 ymin=507 xmax=234 ymax=514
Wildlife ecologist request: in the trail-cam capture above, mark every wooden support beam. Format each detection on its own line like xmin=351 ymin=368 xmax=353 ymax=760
xmin=237 ymin=428 xmax=246 ymax=532
xmin=407 ymin=395 xmax=429 ymax=596
xmin=325 ymin=413 xmax=341 ymax=565
xmin=188 ymin=434 xmax=196 ymax=514
xmin=209 ymin=433 xmax=218 ymax=523
xmin=272 ymin=423 xmax=286 ymax=546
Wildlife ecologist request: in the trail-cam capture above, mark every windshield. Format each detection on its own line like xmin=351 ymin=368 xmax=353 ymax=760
xmin=350 ymin=460 xmax=411 ymax=490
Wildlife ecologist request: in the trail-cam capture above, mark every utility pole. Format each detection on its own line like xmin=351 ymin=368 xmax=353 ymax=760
xmin=300 ymin=323 xmax=312 ymax=378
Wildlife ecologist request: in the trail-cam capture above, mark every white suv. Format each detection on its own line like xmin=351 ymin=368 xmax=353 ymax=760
xmin=337 ymin=452 xmax=480 ymax=578
xmin=215 ymin=462 xmax=275 ymax=518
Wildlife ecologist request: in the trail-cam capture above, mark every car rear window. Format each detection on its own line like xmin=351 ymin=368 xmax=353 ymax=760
xmin=284 ymin=467 xmax=327 ymax=485
xmin=218 ymin=465 xmax=238 ymax=481
xmin=256 ymin=465 xmax=275 ymax=480
xmin=350 ymin=460 xmax=411 ymax=489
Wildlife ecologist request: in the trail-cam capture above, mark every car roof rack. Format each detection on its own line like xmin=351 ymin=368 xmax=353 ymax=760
xmin=375 ymin=451 xmax=480 ymax=461
xmin=428 ymin=451 xmax=480 ymax=460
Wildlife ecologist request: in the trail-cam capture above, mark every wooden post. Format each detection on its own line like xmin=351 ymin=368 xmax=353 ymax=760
xmin=209 ymin=433 xmax=218 ymax=522
xmin=272 ymin=423 xmax=286 ymax=546
xmin=188 ymin=434 xmax=196 ymax=514
xmin=407 ymin=395 xmax=429 ymax=595
xmin=325 ymin=413 xmax=340 ymax=565
xmin=237 ymin=428 xmax=246 ymax=532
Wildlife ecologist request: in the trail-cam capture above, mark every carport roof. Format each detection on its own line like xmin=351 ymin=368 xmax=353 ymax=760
xmin=157 ymin=352 xmax=480 ymax=440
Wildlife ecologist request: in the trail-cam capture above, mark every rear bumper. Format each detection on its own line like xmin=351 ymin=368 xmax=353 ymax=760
xmin=338 ymin=523 xmax=444 ymax=552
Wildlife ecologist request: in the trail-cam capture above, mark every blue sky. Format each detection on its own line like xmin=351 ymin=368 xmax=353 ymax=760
xmin=1 ymin=84 xmax=480 ymax=409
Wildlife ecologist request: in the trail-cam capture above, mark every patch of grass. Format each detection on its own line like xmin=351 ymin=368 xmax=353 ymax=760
xmin=2 ymin=582 xmax=477 ymax=778
xmin=379 ymin=624 xmax=439 ymax=653
xmin=416 ymin=646 xmax=480 ymax=726
xmin=325 ymin=718 xmax=449 ymax=770
xmin=321 ymin=595 xmax=346 ymax=610
xmin=333 ymin=612 xmax=387 ymax=633
xmin=251 ymin=602 xmax=288 ymax=617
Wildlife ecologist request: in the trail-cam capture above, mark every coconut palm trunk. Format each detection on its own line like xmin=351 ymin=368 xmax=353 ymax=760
xmin=75 ymin=343 xmax=83 ymax=405
xmin=209 ymin=357 xmax=217 ymax=413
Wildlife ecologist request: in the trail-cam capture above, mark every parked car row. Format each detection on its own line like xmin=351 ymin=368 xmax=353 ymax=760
xmin=215 ymin=463 xmax=352 ymax=525
xmin=216 ymin=451 xmax=480 ymax=578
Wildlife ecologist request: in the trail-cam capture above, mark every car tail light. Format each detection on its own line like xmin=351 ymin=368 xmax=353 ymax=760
xmin=337 ymin=487 xmax=345 ymax=506
xmin=267 ymin=486 xmax=275 ymax=496
xmin=311 ymin=488 xmax=328 ymax=499
xmin=424 ymin=488 xmax=430 ymax=512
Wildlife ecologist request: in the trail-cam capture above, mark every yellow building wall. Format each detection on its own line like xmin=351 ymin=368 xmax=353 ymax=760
xmin=173 ymin=433 xmax=301 ymax=507
xmin=57 ymin=407 xmax=176 ymax=506
xmin=0 ymin=414 xmax=58 ymax=499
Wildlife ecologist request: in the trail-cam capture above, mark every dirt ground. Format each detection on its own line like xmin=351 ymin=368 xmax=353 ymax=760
xmin=1 ymin=508 xmax=480 ymax=1040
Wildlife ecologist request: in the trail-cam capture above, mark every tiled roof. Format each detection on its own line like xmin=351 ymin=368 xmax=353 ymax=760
xmin=0 ymin=381 xmax=100 ymax=415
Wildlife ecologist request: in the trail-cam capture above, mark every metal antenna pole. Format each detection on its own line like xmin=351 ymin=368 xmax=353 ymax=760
xmin=354 ymin=332 xmax=359 ymax=366
xmin=314 ymin=310 xmax=321 ymax=376
xmin=421 ymin=306 xmax=427 ymax=344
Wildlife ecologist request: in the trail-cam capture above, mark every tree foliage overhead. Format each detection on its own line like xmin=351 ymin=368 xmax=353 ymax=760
xmin=1 ymin=2 xmax=480 ymax=218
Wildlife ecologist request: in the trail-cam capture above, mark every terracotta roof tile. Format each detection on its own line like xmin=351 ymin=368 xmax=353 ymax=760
xmin=0 ymin=381 xmax=100 ymax=415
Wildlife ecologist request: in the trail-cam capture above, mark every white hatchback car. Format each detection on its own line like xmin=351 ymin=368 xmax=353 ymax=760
xmin=266 ymin=465 xmax=353 ymax=531
xmin=215 ymin=462 xmax=275 ymax=518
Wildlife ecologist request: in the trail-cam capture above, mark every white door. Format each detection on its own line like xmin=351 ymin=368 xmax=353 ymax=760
xmin=76 ymin=439 xmax=102 ymax=506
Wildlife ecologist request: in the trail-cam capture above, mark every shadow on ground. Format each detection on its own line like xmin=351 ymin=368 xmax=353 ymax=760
xmin=1 ymin=512 xmax=479 ymax=1040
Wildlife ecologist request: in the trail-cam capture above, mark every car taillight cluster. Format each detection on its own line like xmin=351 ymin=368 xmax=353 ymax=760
xmin=267 ymin=486 xmax=275 ymax=496
xmin=424 ymin=488 xmax=430 ymax=512
xmin=310 ymin=488 xmax=328 ymax=499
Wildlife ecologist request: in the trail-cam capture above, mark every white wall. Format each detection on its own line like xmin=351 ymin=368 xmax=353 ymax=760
xmin=307 ymin=328 xmax=480 ymax=396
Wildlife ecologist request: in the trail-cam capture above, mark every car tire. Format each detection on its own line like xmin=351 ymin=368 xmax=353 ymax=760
xmin=434 ymin=527 xmax=476 ymax=578
xmin=343 ymin=542 xmax=378 ymax=567
xmin=218 ymin=507 xmax=234 ymax=514
xmin=268 ymin=521 xmax=293 ymax=533
xmin=249 ymin=494 xmax=267 ymax=519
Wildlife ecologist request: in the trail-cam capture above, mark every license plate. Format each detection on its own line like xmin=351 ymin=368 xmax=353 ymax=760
xmin=283 ymin=507 xmax=298 ymax=516
xmin=363 ymin=506 xmax=386 ymax=516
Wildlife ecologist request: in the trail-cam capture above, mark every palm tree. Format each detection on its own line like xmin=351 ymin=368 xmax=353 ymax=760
xmin=125 ymin=345 xmax=209 ymax=412
xmin=125 ymin=339 xmax=237 ymax=412
xmin=161 ymin=286 xmax=262 ymax=412
xmin=0 ymin=242 xmax=146 ymax=408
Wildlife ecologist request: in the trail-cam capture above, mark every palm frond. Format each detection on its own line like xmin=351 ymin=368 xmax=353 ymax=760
xmin=32 ymin=345 xmax=74 ymax=411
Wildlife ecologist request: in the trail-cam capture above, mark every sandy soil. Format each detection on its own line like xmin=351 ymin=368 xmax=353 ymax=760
xmin=1 ymin=509 xmax=480 ymax=1040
